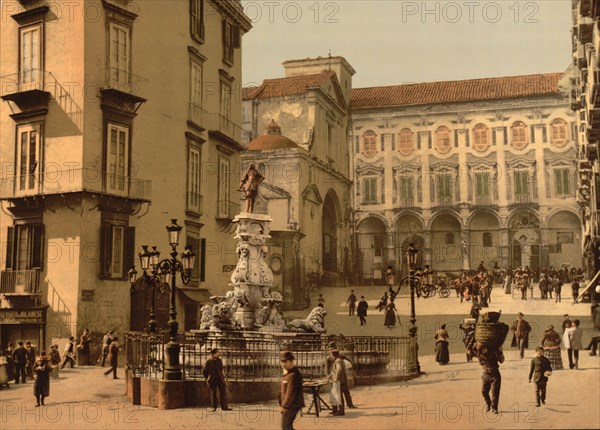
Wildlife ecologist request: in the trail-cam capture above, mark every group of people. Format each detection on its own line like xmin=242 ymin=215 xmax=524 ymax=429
xmin=0 ymin=328 xmax=120 ymax=406
xmin=466 ymin=311 xmax=592 ymax=414
xmin=202 ymin=344 xmax=357 ymax=430
xmin=451 ymin=271 xmax=494 ymax=306
xmin=346 ymin=289 xmax=397 ymax=328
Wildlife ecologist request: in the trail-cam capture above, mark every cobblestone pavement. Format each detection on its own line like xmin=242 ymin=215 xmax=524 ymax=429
xmin=1 ymin=284 xmax=598 ymax=429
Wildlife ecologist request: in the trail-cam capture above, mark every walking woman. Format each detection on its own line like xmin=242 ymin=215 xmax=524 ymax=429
xmin=541 ymin=325 xmax=563 ymax=370
xmin=384 ymin=299 xmax=397 ymax=329
xmin=33 ymin=351 xmax=51 ymax=406
xmin=435 ymin=324 xmax=450 ymax=365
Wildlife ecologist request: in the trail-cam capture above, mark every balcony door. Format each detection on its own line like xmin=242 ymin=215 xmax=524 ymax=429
xmin=19 ymin=24 xmax=42 ymax=91
xmin=16 ymin=124 xmax=41 ymax=195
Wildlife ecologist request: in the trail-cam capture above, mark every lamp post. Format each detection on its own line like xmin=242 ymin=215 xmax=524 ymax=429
xmin=128 ymin=219 xmax=196 ymax=381
xmin=406 ymin=241 xmax=420 ymax=374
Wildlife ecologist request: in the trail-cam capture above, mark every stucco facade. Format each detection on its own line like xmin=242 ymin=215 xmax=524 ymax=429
xmin=351 ymin=71 xmax=582 ymax=282
xmin=242 ymin=57 xmax=354 ymax=306
xmin=0 ymin=0 xmax=251 ymax=348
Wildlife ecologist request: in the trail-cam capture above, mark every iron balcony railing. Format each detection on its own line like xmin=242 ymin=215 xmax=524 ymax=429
xmin=207 ymin=112 xmax=244 ymax=144
xmin=0 ymin=70 xmax=82 ymax=131
xmin=514 ymin=194 xmax=531 ymax=204
xmin=188 ymin=103 xmax=208 ymax=129
xmin=0 ymin=269 xmax=41 ymax=295
xmin=0 ymin=168 xmax=152 ymax=201
xmin=216 ymin=200 xmax=241 ymax=220
xmin=100 ymin=68 xmax=147 ymax=96
xmin=475 ymin=195 xmax=492 ymax=205
xmin=186 ymin=192 xmax=203 ymax=214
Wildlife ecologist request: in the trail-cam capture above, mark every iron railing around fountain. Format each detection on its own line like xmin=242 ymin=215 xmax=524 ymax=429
xmin=125 ymin=330 xmax=415 ymax=381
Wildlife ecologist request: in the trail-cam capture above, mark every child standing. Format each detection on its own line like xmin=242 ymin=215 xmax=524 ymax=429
xmin=528 ymin=346 xmax=553 ymax=407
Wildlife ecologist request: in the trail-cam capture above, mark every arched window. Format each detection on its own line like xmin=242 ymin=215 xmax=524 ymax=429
xmin=511 ymin=121 xmax=528 ymax=149
xmin=435 ymin=126 xmax=451 ymax=154
xmin=362 ymin=131 xmax=377 ymax=157
xmin=398 ymin=128 xmax=414 ymax=156
xmin=473 ymin=124 xmax=490 ymax=152
xmin=550 ymin=119 xmax=568 ymax=147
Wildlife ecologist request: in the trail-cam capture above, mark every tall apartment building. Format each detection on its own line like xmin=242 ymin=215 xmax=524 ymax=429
xmin=0 ymin=0 xmax=251 ymax=348
xmin=351 ymin=71 xmax=582 ymax=282
xmin=571 ymin=0 xmax=600 ymax=279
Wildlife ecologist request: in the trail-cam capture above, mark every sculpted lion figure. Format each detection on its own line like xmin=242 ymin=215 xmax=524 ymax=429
xmin=287 ymin=306 xmax=327 ymax=333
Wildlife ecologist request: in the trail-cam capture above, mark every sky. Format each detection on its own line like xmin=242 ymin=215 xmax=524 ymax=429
xmin=241 ymin=0 xmax=573 ymax=89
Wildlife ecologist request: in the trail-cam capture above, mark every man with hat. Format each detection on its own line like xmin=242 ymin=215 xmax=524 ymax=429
xmin=511 ymin=312 xmax=531 ymax=359
xmin=203 ymin=348 xmax=232 ymax=411
xmin=279 ymin=351 xmax=304 ymax=430
xmin=328 ymin=348 xmax=346 ymax=416
xmin=326 ymin=343 xmax=356 ymax=408
xmin=357 ymin=296 xmax=368 ymax=326
xmin=561 ymin=314 xmax=572 ymax=332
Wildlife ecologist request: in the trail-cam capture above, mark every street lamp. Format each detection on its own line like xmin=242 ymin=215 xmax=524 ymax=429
xmin=405 ymin=241 xmax=420 ymax=374
xmin=128 ymin=219 xmax=196 ymax=381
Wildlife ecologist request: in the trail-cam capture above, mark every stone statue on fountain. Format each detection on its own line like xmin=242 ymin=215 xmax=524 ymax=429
xmin=198 ymin=162 xmax=326 ymax=334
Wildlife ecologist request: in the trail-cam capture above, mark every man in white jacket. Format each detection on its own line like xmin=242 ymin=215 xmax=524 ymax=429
xmin=328 ymin=349 xmax=347 ymax=416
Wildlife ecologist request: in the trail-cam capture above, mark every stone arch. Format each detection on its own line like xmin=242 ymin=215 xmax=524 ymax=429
xmin=508 ymin=210 xmax=541 ymax=269
xmin=428 ymin=209 xmax=463 ymax=230
xmin=546 ymin=210 xmax=582 ymax=269
xmin=430 ymin=213 xmax=463 ymax=272
xmin=322 ymin=190 xmax=341 ymax=273
xmin=395 ymin=214 xmax=425 ymax=273
xmin=356 ymin=216 xmax=387 ymax=285
xmin=469 ymin=211 xmax=502 ymax=271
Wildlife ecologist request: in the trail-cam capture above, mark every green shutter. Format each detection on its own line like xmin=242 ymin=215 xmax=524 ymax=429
xmin=5 ymin=226 xmax=15 ymax=270
xmin=32 ymin=224 xmax=44 ymax=269
xmin=123 ymin=227 xmax=135 ymax=278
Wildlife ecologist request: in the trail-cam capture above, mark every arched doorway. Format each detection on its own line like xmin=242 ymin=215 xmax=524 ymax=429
xmin=547 ymin=211 xmax=581 ymax=268
xmin=509 ymin=211 xmax=540 ymax=269
xmin=357 ymin=217 xmax=387 ymax=285
xmin=430 ymin=213 xmax=462 ymax=272
xmin=395 ymin=214 xmax=424 ymax=275
xmin=322 ymin=191 xmax=341 ymax=273
xmin=469 ymin=212 xmax=501 ymax=270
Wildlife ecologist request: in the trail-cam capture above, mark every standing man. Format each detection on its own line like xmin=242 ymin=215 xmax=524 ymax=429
xmin=511 ymin=313 xmax=532 ymax=359
xmin=61 ymin=337 xmax=76 ymax=369
xmin=79 ymin=329 xmax=91 ymax=365
xmin=100 ymin=330 xmax=113 ymax=367
xmin=326 ymin=343 xmax=356 ymax=409
xmin=25 ymin=341 xmax=36 ymax=381
xmin=328 ymin=349 xmax=346 ymax=416
xmin=33 ymin=351 xmax=51 ymax=407
xmin=346 ymin=290 xmax=357 ymax=316
xmin=571 ymin=280 xmax=580 ymax=304
xmin=561 ymin=314 xmax=572 ymax=332
xmin=103 ymin=336 xmax=120 ymax=379
xmin=528 ymin=346 xmax=553 ymax=407
xmin=357 ymin=296 xmax=368 ymax=326
xmin=564 ymin=319 xmax=583 ymax=369
xmin=472 ymin=342 xmax=505 ymax=414
xmin=202 ymin=348 xmax=232 ymax=411
xmin=553 ymin=277 xmax=563 ymax=303
xmin=239 ymin=163 xmax=265 ymax=213
xmin=12 ymin=341 xmax=27 ymax=384
xmin=279 ymin=351 xmax=304 ymax=430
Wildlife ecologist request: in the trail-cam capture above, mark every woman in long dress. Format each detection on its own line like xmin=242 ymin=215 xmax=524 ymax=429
xmin=541 ymin=325 xmax=563 ymax=370
xmin=435 ymin=324 xmax=450 ymax=365
xmin=384 ymin=299 xmax=397 ymax=329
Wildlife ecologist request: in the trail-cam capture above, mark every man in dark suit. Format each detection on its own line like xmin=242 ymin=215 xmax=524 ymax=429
xmin=528 ymin=346 xmax=553 ymax=407
xmin=472 ymin=342 xmax=505 ymax=414
xmin=357 ymin=296 xmax=368 ymax=326
xmin=25 ymin=341 xmax=36 ymax=381
xmin=12 ymin=341 xmax=27 ymax=384
xmin=511 ymin=312 xmax=531 ymax=359
xmin=202 ymin=348 xmax=231 ymax=411
xmin=279 ymin=351 xmax=304 ymax=430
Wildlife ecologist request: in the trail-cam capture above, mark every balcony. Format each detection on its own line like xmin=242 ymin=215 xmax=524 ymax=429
xmin=475 ymin=195 xmax=493 ymax=206
xmin=0 ymin=168 xmax=152 ymax=202
xmin=399 ymin=198 xmax=415 ymax=208
xmin=514 ymin=194 xmax=531 ymax=204
xmin=0 ymin=269 xmax=41 ymax=295
xmin=578 ymin=15 xmax=594 ymax=44
xmin=0 ymin=70 xmax=82 ymax=131
xmin=186 ymin=192 xmax=203 ymax=215
xmin=99 ymin=68 xmax=147 ymax=113
xmin=434 ymin=197 xmax=454 ymax=207
xmin=188 ymin=103 xmax=208 ymax=131
xmin=580 ymin=0 xmax=592 ymax=17
xmin=216 ymin=200 xmax=241 ymax=221
xmin=207 ymin=113 xmax=245 ymax=149
xmin=573 ymin=42 xmax=587 ymax=68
